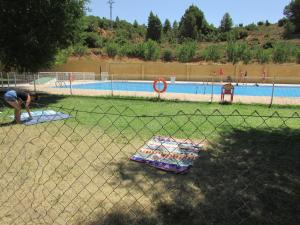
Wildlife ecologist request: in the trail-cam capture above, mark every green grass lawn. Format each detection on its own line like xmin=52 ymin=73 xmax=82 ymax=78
xmin=2 ymin=94 xmax=300 ymax=140
xmin=0 ymin=95 xmax=299 ymax=225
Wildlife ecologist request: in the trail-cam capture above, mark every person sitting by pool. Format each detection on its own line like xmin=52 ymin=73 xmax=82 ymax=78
xmin=221 ymin=78 xmax=234 ymax=103
xmin=4 ymin=89 xmax=38 ymax=124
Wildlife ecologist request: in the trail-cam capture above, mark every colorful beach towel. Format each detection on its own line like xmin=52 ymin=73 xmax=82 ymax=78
xmin=130 ymin=136 xmax=204 ymax=173
xmin=11 ymin=110 xmax=71 ymax=125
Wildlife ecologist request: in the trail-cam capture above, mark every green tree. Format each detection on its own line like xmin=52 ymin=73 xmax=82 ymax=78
xmin=163 ymin=19 xmax=172 ymax=33
xmin=0 ymin=0 xmax=87 ymax=72
xmin=284 ymin=0 xmax=300 ymax=33
xmin=173 ymin=21 xmax=179 ymax=30
xmin=179 ymin=5 xmax=209 ymax=40
xmin=133 ymin=20 xmax=139 ymax=28
xmin=146 ymin=12 xmax=162 ymax=41
xmin=220 ymin=13 xmax=233 ymax=32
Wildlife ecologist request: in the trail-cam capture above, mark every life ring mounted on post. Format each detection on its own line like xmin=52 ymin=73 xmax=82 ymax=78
xmin=153 ymin=78 xmax=168 ymax=93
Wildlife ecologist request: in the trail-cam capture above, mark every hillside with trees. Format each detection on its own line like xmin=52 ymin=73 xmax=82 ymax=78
xmin=59 ymin=1 xmax=298 ymax=66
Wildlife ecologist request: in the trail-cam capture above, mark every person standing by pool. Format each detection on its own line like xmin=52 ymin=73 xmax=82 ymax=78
xmin=3 ymin=90 xmax=37 ymax=124
xmin=244 ymin=71 xmax=247 ymax=84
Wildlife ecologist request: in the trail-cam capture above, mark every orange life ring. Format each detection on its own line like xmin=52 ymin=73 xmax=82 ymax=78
xmin=153 ymin=78 xmax=167 ymax=93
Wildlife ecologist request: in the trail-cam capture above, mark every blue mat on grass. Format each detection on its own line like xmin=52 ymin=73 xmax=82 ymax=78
xmin=130 ymin=136 xmax=204 ymax=174
xmin=11 ymin=110 xmax=71 ymax=125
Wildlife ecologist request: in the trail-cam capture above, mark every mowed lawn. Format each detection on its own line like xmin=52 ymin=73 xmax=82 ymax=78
xmin=33 ymin=95 xmax=300 ymax=139
xmin=0 ymin=95 xmax=299 ymax=225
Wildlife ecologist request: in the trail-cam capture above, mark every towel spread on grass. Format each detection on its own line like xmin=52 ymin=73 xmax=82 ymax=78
xmin=130 ymin=136 xmax=203 ymax=173
xmin=11 ymin=110 xmax=71 ymax=125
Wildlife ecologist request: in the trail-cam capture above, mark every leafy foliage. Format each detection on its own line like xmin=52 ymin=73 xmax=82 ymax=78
xmin=297 ymin=51 xmax=300 ymax=63
xmin=105 ymin=42 xmax=119 ymax=57
xmin=284 ymin=0 xmax=300 ymax=33
xmin=226 ymin=42 xmax=246 ymax=64
xmin=176 ymin=41 xmax=197 ymax=62
xmin=143 ymin=40 xmax=160 ymax=61
xmin=146 ymin=12 xmax=162 ymax=41
xmin=202 ymin=45 xmax=221 ymax=62
xmin=73 ymin=44 xmax=88 ymax=57
xmin=163 ymin=19 xmax=172 ymax=34
xmin=256 ymin=49 xmax=271 ymax=64
xmin=284 ymin=21 xmax=296 ymax=37
xmin=278 ymin=18 xmax=288 ymax=27
xmin=161 ymin=49 xmax=174 ymax=61
xmin=0 ymin=0 xmax=87 ymax=72
xmin=179 ymin=5 xmax=209 ymax=40
xmin=220 ymin=13 xmax=233 ymax=32
xmin=272 ymin=42 xmax=295 ymax=63
xmin=84 ymin=32 xmax=103 ymax=48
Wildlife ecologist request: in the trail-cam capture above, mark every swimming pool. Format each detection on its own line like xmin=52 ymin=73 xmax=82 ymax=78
xmin=62 ymin=81 xmax=300 ymax=97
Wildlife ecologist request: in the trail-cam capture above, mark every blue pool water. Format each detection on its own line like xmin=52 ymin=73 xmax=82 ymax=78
xmin=62 ymin=82 xmax=300 ymax=97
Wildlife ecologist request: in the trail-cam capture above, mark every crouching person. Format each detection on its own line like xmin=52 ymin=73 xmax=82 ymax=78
xmin=4 ymin=90 xmax=38 ymax=124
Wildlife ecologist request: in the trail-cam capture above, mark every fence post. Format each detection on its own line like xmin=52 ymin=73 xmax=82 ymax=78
xmin=33 ymin=73 xmax=37 ymax=94
xmin=7 ymin=73 xmax=10 ymax=87
xmin=141 ymin=64 xmax=144 ymax=81
xmin=1 ymin=72 xmax=3 ymax=88
xmin=69 ymin=72 xmax=73 ymax=95
xmin=210 ymin=76 xmax=214 ymax=103
xmin=14 ymin=73 xmax=17 ymax=87
xmin=269 ymin=76 xmax=275 ymax=108
xmin=111 ymin=73 xmax=114 ymax=96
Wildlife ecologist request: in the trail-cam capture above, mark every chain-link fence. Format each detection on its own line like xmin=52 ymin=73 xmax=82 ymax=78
xmin=1 ymin=72 xmax=300 ymax=106
xmin=0 ymin=99 xmax=299 ymax=225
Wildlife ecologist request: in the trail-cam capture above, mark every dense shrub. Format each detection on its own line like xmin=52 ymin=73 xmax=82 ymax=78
xmin=176 ymin=41 xmax=197 ymax=62
xmin=105 ymin=42 xmax=119 ymax=57
xmin=256 ymin=49 xmax=270 ymax=64
xmin=241 ymin=47 xmax=252 ymax=64
xmin=283 ymin=21 xmax=296 ymax=38
xmin=133 ymin=43 xmax=146 ymax=58
xmin=143 ymin=40 xmax=160 ymax=61
xmin=202 ymin=45 xmax=222 ymax=62
xmin=265 ymin=20 xmax=271 ymax=26
xmin=297 ymin=51 xmax=300 ymax=64
xmin=91 ymin=48 xmax=103 ymax=55
xmin=161 ymin=49 xmax=173 ymax=61
xmin=245 ymin=23 xmax=257 ymax=31
xmin=272 ymin=43 xmax=294 ymax=63
xmin=226 ymin=42 xmax=247 ymax=64
xmin=278 ymin=18 xmax=288 ymax=27
xmin=263 ymin=41 xmax=273 ymax=49
xmin=257 ymin=21 xmax=264 ymax=26
xmin=73 ymin=44 xmax=88 ymax=57
xmin=84 ymin=32 xmax=103 ymax=48
xmin=119 ymin=43 xmax=134 ymax=56
xmin=54 ymin=48 xmax=73 ymax=65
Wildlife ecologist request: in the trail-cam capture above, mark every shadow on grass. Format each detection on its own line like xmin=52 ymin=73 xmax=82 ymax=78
xmin=88 ymin=127 xmax=300 ymax=225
